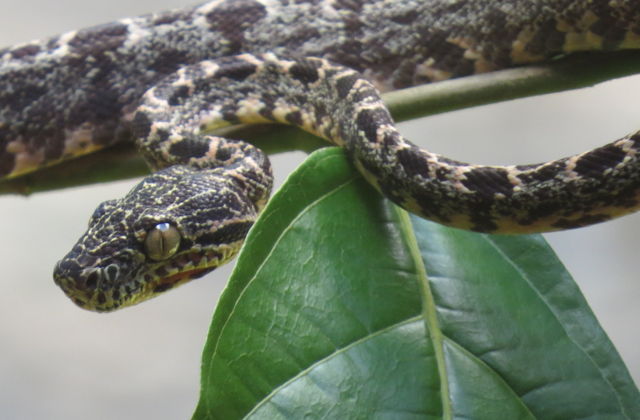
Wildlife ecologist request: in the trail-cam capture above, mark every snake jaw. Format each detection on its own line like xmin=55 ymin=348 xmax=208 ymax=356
xmin=54 ymin=240 xmax=244 ymax=311
xmin=53 ymin=249 xmax=145 ymax=311
xmin=54 ymin=165 xmax=259 ymax=311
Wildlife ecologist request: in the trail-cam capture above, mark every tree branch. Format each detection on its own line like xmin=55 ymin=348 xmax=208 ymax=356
xmin=2 ymin=51 xmax=639 ymax=195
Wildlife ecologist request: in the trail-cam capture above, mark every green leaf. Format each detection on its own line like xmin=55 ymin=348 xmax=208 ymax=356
xmin=194 ymin=148 xmax=639 ymax=419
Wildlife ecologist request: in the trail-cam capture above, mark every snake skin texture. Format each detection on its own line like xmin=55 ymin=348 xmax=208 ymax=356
xmin=1 ymin=0 xmax=639 ymax=310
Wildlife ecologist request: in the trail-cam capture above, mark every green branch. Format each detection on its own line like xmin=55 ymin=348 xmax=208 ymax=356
xmin=2 ymin=51 xmax=639 ymax=195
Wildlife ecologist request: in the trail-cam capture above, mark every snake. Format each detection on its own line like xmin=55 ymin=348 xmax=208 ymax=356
xmin=1 ymin=1 xmax=640 ymax=311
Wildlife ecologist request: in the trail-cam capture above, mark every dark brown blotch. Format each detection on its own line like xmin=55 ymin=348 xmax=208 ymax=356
xmin=462 ymin=167 xmax=515 ymax=197
xmin=215 ymin=146 xmax=232 ymax=162
xmin=10 ymin=44 xmax=41 ymax=59
xmin=396 ymin=146 xmax=430 ymax=178
xmin=153 ymin=10 xmax=189 ymax=26
xmin=131 ymin=112 xmax=153 ymax=139
xmin=215 ymin=59 xmax=257 ymax=81
xmin=285 ymin=110 xmax=303 ymax=126
xmin=148 ymin=49 xmax=190 ymax=75
xmin=68 ymin=22 xmax=129 ymax=54
xmin=96 ymin=291 xmax=107 ymax=305
xmin=197 ymin=221 xmax=254 ymax=246
xmin=289 ymin=62 xmax=320 ymax=85
xmin=0 ymin=147 xmax=16 ymax=177
xmin=350 ymin=86 xmax=379 ymax=103
xmin=333 ymin=0 xmax=362 ymax=13
xmin=573 ymin=144 xmax=628 ymax=178
xmin=168 ymin=138 xmax=210 ymax=160
xmin=516 ymin=161 xmax=565 ymax=184
xmin=355 ymin=107 xmax=392 ymax=143
xmin=588 ymin=7 xmax=628 ymax=49
xmin=524 ymin=19 xmax=566 ymax=56
xmin=629 ymin=131 xmax=640 ymax=147
xmin=111 ymin=289 xmax=121 ymax=301
xmin=168 ymin=85 xmax=191 ymax=106
xmin=206 ymin=0 xmax=267 ymax=52
xmin=335 ymin=74 xmax=359 ymax=98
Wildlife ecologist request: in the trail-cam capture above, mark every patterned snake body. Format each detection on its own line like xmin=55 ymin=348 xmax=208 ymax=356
xmin=1 ymin=0 xmax=640 ymax=310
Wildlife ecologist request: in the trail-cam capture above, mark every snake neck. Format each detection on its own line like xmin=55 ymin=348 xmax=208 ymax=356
xmin=131 ymin=109 xmax=273 ymax=213
xmin=132 ymin=53 xmax=640 ymax=233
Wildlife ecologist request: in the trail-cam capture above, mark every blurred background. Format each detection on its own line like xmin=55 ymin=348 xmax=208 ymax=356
xmin=0 ymin=1 xmax=638 ymax=418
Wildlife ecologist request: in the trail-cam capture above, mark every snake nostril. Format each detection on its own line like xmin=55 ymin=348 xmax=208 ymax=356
xmin=85 ymin=270 xmax=101 ymax=289
xmin=105 ymin=264 xmax=119 ymax=282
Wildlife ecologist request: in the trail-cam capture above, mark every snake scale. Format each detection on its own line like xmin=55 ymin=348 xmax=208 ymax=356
xmin=1 ymin=1 xmax=639 ymax=311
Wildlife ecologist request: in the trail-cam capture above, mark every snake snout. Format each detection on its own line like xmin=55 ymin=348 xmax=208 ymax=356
xmin=69 ymin=264 xmax=122 ymax=290
xmin=80 ymin=264 xmax=121 ymax=289
xmin=53 ymin=257 xmax=129 ymax=311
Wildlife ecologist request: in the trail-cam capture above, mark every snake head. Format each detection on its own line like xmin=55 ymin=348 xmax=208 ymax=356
xmin=53 ymin=165 xmax=258 ymax=312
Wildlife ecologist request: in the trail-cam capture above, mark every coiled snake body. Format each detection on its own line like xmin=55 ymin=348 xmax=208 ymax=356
xmin=1 ymin=0 xmax=639 ymax=310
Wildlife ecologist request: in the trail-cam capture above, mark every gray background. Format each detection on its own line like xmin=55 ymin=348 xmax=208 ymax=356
xmin=0 ymin=1 xmax=638 ymax=419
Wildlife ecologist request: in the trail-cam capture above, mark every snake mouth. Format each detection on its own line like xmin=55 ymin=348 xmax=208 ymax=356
xmin=151 ymin=267 xmax=212 ymax=293
xmin=146 ymin=245 xmax=240 ymax=296
xmin=59 ymin=266 xmax=214 ymax=312
xmin=55 ymin=243 xmax=242 ymax=311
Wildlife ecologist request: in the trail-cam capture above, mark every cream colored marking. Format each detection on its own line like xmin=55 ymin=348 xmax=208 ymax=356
xmin=192 ymin=0 xmax=229 ymax=28
xmin=48 ymin=30 xmax=78 ymax=59
xmin=194 ymin=0 xmax=227 ymax=16
xmin=236 ymin=97 xmax=273 ymax=124
xmin=57 ymin=30 xmax=78 ymax=46
xmin=563 ymin=154 xmax=583 ymax=180
xmin=139 ymin=93 xmax=168 ymax=109
xmin=63 ymin=125 xmax=103 ymax=157
xmin=451 ymin=166 xmax=474 ymax=193
xmin=299 ymin=109 xmax=320 ymax=135
xmin=562 ymin=10 xmax=606 ymax=51
xmin=199 ymin=60 xmax=221 ymax=78
xmin=197 ymin=109 xmax=228 ymax=133
xmin=506 ymin=166 xmax=524 ymax=187
xmin=424 ymin=156 xmax=442 ymax=179
xmin=563 ymin=31 xmax=603 ymax=51
xmin=150 ymin=121 xmax=173 ymax=135
xmin=317 ymin=115 xmax=337 ymax=142
xmin=511 ymin=26 xmax=546 ymax=63
xmin=202 ymin=140 xmax=223 ymax=162
xmin=5 ymin=138 xmax=45 ymax=176
xmin=271 ymin=102 xmax=301 ymax=123
xmin=171 ymin=68 xmax=192 ymax=87
xmin=415 ymin=58 xmax=453 ymax=81
xmin=120 ymin=19 xmax=151 ymax=48
xmin=616 ymin=137 xmax=639 ymax=155
xmin=473 ymin=57 xmax=497 ymax=74
xmin=446 ymin=37 xmax=497 ymax=74
xmin=314 ymin=118 xmax=335 ymax=142
xmin=244 ymin=53 xmax=272 ymax=67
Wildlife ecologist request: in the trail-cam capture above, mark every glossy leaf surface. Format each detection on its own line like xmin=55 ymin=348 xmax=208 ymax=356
xmin=194 ymin=148 xmax=639 ymax=419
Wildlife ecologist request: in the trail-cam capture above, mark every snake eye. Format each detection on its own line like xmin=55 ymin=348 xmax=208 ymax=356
xmin=145 ymin=223 xmax=181 ymax=261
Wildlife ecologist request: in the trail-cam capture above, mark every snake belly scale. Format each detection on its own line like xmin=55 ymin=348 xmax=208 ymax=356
xmin=1 ymin=1 xmax=640 ymax=311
